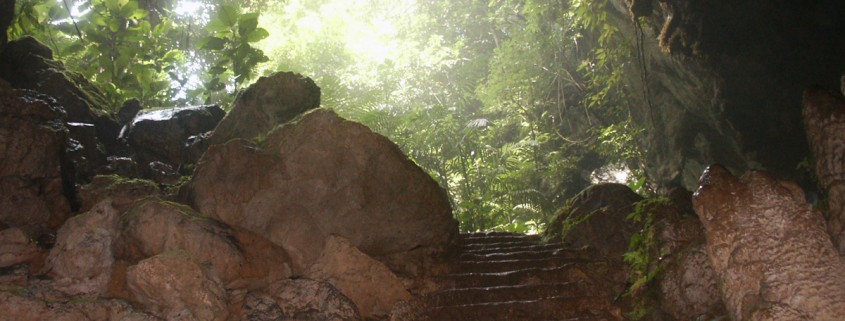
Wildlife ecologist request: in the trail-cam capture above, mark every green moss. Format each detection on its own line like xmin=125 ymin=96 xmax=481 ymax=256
xmin=622 ymin=197 xmax=670 ymax=320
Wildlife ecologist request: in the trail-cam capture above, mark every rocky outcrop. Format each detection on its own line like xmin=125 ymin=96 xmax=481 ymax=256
xmin=803 ymin=86 xmax=845 ymax=254
xmin=185 ymin=108 xmax=458 ymax=272
xmin=0 ymin=88 xmax=72 ymax=231
xmin=0 ymin=292 xmax=160 ymax=321
xmin=242 ymin=278 xmax=362 ymax=321
xmin=0 ymin=227 xmax=42 ymax=268
xmin=304 ymin=235 xmax=412 ymax=319
xmin=543 ymin=183 xmax=642 ymax=261
xmin=209 ymin=71 xmax=320 ymax=145
xmin=76 ymin=175 xmax=160 ymax=213
xmin=693 ymin=165 xmax=845 ymax=321
xmin=124 ymin=105 xmax=225 ymax=169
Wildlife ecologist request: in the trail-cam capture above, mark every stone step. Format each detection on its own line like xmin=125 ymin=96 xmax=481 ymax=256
xmin=436 ymin=262 xmax=609 ymax=289
xmin=427 ymin=282 xmax=591 ymax=307
xmin=424 ymin=295 xmax=616 ymax=321
xmin=460 ymin=233 xmax=541 ymax=245
xmin=458 ymin=246 xmax=594 ymax=261
xmin=460 ymin=242 xmax=570 ymax=255
xmin=452 ymin=257 xmax=588 ymax=274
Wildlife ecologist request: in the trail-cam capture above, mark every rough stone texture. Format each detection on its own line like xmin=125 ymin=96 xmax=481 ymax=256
xmin=77 ymin=175 xmax=160 ymax=213
xmin=543 ymin=183 xmax=642 ymax=260
xmin=0 ymin=88 xmax=71 ymax=231
xmin=0 ymin=37 xmax=120 ymax=152
xmin=803 ymin=87 xmax=845 ymax=254
xmin=305 ymin=235 xmax=412 ymax=319
xmin=209 ymin=71 xmax=321 ymax=145
xmin=0 ymin=227 xmax=42 ymax=268
xmin=693 ymin=165 xmax=845 ymax=321
xmin=603 ymin=0 xmax=845 ymax=191
xmin=44 ymin=200 xmax=120 ymax=297
xmin=126 ymin=252 xmax=228 ymax=321
xmin=259 ymin=278 xmax=362 ymax=321
xmin=117 ymin=199 xmax=292 ymax=289
xmin=67 ymin=122 xmax=108 ymax=182
xmin=185 ymin=108 xmax=457 ymax=272
xmin=125 ymin=105 xmax=225 ymax=168
xmin=0 ymin=291 xmax=161 ymax=321
xmin=658 ymin=243 xmax=724 ymax=320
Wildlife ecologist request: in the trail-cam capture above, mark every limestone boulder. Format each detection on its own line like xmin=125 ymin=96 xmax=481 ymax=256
xmin=249 ymin=278 xmax=362 ymax=321
xmin=117 ymin=198 xmax=292 ymax=288
xmin=0 ymin=88 xmax=72 ymax=231
xmin=803 ymin=86 xmax=845 ymax=254
xmin=77 ymin=175 xmax=160 ymax=213
xmin=305 ymin=235 xmax=412 ymax=319
xmin=209 ymin=71 xmax=320 ymax=145
xmin=693 ymin=165 xmax=845 ymax=321
xmin=43 ymin=200 xmax=121 ymax=296
xmin=126 ymin=252 xmax=228 ymax=321
xmin=185 ymin=108 xmax=457 ymax=272
xmin=124 ymin=105 xmax=225 ymax=168
xmin=543 ymin=183 xmax=642 ymax=261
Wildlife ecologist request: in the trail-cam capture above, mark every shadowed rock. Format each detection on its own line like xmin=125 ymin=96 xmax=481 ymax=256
xmin=803 ymin=86 xmax=845 ymax=254
xmin=693 ymin=165 xmax=845 ymax=321
xmin=210 ymin=71 xmax=320 ymax=145
xmin=124 ymin=105 xmax=225 ymax=168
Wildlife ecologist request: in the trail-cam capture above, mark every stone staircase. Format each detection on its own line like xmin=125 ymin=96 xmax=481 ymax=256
xmin=424 ymin=232 xmax=623 ymax=321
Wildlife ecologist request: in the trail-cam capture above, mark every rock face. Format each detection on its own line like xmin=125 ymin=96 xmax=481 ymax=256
xmin=0 ymin=292 xmax=160 ymax=321
xmin=693 ymin=165 xmax=845 ymax=321
xmin=209 ymin=71 xmax=320 ymax=145
xmin=0 ymin=88 xmax=72 ymax=231
xmin=304 ymin=235 xmax=412 ymax=319
xmin=803 ymin=87 xmax=845 ymax=254
xmin=245 ymin=278 xmax=362 ymax=321
xmin=0 ymin=227 xmax=42 ymax=268
xmin=124 ymin=105 xmax=225 ymax=168
xmin=543 ymin=183 xmax=642 ymax=260
xmin=185 ymin=108 xmax=457 ymax=272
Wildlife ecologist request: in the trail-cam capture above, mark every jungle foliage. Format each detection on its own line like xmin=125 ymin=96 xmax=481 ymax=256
xmin=9 ymin=0 xmax=648 ymax=232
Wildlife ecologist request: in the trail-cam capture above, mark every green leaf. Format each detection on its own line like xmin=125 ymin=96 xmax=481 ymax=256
xmin=238 ymin=13 xmax=259 ymax=36
xmin=197 ymin=36 xmax=227 ymax=50
xmin=218 ymin=5 xmax=239 ymax=27
xmin=244 ymin=28 xmax=269 ymax=42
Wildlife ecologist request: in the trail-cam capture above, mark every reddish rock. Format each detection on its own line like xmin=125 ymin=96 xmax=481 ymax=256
xmin=304 ymin=235 xmax=412 ymax=319
xmin=185 ymin=108 xmax=457 ymax=272
xmin=693 ymin=165 xmax=845 ymax=321
xmin=117 ymin=199 xmax=292 ymax=289
xmin=0 ymin=88 xmax=72 ymax=231
xmin=209 ymin=71 xmax=320 ymax=145
xmin=0 ymin=227 xmax=42 ymax=268
xmin=803 ymin=86 xmax=845 ymax=254
xmin=543 ymin=183 xmax=642 ymax=261
xmin=77 ymin=175 xmax=160 ymax=213
xmin=43 ymin=200 xmax=120 ymax=296
xmin=126 ymin=252 xmax=228 ymax=321
xmin=258 ymin=278 xmax=362 ymax=321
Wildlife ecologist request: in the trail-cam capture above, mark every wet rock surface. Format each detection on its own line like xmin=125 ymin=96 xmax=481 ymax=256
xmin=124 ymin=105 xmax=225 ymax=168
xmin=185 ymin=108 xmax=458 ymax=272
xmin=693 ymin=165 xmax=845 ymax=321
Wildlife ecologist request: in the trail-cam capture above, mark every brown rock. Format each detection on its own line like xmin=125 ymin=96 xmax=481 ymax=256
xmin=43 ymin=200 xmax=120 ymax=296
xmin=693 ymin=165 xmax=845 ymax=321
xmin=0 ymin=88 xmax=71 ymax=230
xmin=77 ymin=175 xmax=160 ymax=213
xmin=126 ymin=252 xmax=228 ymax=321
xmin=803 ymin=86 xmax=845 ymax=254
xmin=0 ymin=227 xmax=42 ymax=268
xmin=0 ymin=291 xmax=161 ymax=321
xmin=258 ymin=278 xmax=362 ymax=321
xmin=210 ymin=71 xmax=320 ymax=145
xmin=543 ymin=183 xmax=642 ymax=260
xmin=185 ymin=108 xmax=457 ymax=272
xmin=305 ymin=235 xmax=412 ymax=319
xmin=118 ymin=198 xmax=292 ymax=288
xmin=659 ymin=244 xmax=725 ymax=320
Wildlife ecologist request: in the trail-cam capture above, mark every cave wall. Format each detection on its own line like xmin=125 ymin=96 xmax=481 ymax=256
xmin=608 ymin=0 xmax=845 ymax=191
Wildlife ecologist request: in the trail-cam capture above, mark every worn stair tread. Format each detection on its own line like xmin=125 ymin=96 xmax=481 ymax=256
xmin=452 ymin=257 xmax=591 ymax=273
xmin=427 ymin=282 xmax=592 ymax=306
xmin=460 ymin=242 xmax=572 ymax=254
xmin=458 ymin=247 xmax=593 ymax=261
xmin=425 ymin=295 xmax=613 ymax=321
xmin=436 ymin=263 xmax=609 ymax=288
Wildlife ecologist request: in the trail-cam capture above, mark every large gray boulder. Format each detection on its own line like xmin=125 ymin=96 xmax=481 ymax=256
xmin=184 ymin=108 xmax=457 ymax=272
